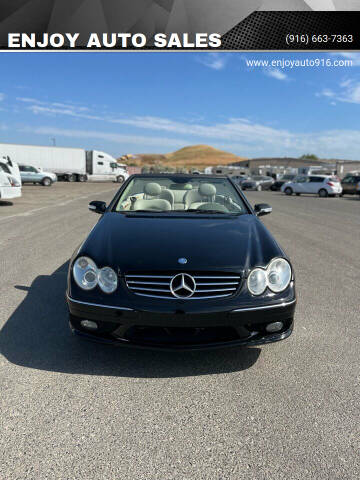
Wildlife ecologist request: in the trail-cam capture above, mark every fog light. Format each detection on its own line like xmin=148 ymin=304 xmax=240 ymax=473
xmin=80 ymin=320 xmax=98 ymax=330
xmin=265 ymin=321 xmax=283 ymax=333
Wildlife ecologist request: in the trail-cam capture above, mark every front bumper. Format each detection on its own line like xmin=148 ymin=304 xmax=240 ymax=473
xmin=67 ymin=295 xmax=296 ymax=351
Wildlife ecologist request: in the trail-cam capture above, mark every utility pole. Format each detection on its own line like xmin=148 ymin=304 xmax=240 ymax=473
xmin=51 ymin=138 xmax=56 ymax=146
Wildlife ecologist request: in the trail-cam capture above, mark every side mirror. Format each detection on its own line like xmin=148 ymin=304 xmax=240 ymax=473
xmin=254 ymin=203 xmax=272 ymax=217
xmin=89 ymin=200 xmax=107 ymax=214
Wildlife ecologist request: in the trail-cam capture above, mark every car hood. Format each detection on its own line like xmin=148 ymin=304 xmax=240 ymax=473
xmin=80 ymin=212 xmax=284 ymax=273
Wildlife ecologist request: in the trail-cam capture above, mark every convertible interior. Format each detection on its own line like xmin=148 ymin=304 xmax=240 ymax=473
xmin=117 ymin=181 xmax=243 ymax=213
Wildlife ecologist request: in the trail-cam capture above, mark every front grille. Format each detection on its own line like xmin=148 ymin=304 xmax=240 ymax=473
xmin=125 ymin=271 xmax=241 ymax=299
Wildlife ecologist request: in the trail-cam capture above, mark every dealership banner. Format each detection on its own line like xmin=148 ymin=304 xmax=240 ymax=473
xmin=1 ymin=0 xmax=360 ymax=50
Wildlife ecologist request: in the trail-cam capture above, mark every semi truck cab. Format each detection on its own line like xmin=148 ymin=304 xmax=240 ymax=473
xmin=86 ymin=151 xmax=129 ymax=183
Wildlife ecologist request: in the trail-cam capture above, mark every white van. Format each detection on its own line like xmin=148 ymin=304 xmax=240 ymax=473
xmin=0 ymin=156 xmax=22 ymax=201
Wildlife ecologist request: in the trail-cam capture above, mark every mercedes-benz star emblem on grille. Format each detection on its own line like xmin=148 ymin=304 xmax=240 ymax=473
xmin=170 ymin=273 xmax=196 ymax=298
xmin=178 ymin=258 xmax=187 ymax=265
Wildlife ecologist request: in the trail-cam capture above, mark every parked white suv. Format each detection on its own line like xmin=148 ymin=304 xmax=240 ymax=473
xmin=281 ymin=175 xmax=342 ymax=197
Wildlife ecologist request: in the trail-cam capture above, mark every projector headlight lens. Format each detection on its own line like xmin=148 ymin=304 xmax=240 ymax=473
xmin=247 ymin=268 xmax=267 ymax=296
xmin=247 ymin=258 xmax=292 ymax=295
xmin=267 ymin=258 xmax=292 ymax=293
xmin=73 ymin=256 xmax=98 ymax=290
xmin=98 ymin=266 xmax=118 ymax=294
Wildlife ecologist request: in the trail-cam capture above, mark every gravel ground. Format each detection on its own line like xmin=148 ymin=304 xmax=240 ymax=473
xmin=0 ymin=183 xmax=359 ymax=480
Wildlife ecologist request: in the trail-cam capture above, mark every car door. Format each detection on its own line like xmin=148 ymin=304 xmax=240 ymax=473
xmin=264 ymin=177 xmax=274 ymax=189
xmin=20 ymin=165 xmax=33 ymax=183
xmin=293 ymin=176 xmax=308 ymax=193
xmin=341 ymin=176 xmax=355 ymax=194
xmin=354 ymin=176 xmax=360 ymax=193
xmin=31 ymin=167 xmax=43 ymax=182
xmin=92 ymin=156 xmax=116 ymax=181
xmin=308 ymin=176 xmax=324 ymax=194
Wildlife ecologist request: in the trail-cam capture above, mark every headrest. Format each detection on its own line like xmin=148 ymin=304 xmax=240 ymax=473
xmin=144 ymin=182 xmax=161 ymax=196
xmin=199 ymin=183 xmax=216 ymax=197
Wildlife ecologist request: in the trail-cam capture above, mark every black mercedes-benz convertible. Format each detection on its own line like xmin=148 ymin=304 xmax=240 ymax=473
xmin=66 ymin=174 xmax=296 ymax=350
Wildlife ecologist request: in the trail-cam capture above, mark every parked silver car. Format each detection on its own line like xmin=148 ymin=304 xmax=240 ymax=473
xmin=241 ymin=175 xmax=275 ymax=191
xmin=19 ymin=165 xmax=57 ymax=186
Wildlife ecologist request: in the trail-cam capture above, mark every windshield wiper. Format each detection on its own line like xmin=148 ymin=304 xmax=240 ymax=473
xmin=122 ymin=209 xmax=241 ymax=215
xmin=185 ymin=209 xmax=226 ymax=214
xmin=173 ymin=209 xmax=238 ymax=215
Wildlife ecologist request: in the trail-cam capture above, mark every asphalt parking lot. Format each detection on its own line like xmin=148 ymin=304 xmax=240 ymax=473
xmin=0 ymin=183 xmax=359 ymax=479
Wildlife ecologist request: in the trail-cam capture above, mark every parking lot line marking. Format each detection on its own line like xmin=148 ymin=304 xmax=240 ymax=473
xmin=0 ymin=188 xmax=117 ymax=223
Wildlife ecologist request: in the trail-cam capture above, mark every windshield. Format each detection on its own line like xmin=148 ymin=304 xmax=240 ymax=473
xmin=113 ymin=176 xmax=247 ymax=215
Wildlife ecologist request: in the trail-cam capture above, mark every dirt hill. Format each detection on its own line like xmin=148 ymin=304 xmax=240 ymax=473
xmin=119 ymin=145 xmax=247 ymax=169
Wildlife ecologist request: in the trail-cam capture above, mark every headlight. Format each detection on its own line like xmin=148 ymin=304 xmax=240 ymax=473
xmin=247 ymin=258 xmax=292 ymax=295
xmin=73 ymin=256 xmax=98 ymax=290
xmin=98 ymin=267 xmax=118 ymax=294
xmin=247 ymin=268 xmax=267 ymax=295
xmin=267 ymin=258 xmax=291 ymax=293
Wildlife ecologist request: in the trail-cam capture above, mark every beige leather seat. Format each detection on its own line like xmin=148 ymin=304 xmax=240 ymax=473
xmin=159 ymin=187 xmax=174 ymax=208
xmin=171 ymin=183 xmax=192 ymax=210
xmin=143 ymin=182 xmax=162 ymax=199
xmin=133 ymin=182 xmax=172 ymax=211
xmin=184 ymin=183 xmax=217 ymax=209
xmin=133 ymin=198 xmax=171 ymax=211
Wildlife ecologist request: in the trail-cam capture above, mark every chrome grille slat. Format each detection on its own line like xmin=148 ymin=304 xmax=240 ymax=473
xmin=125 ymin=271 xmax=241 ymax=300
xmin=193 ymin=276 xmax=240 ymax=280
xmin=130 ymin=286 xmax=171 ymax=293
xmin=195 ymin=287 xmax=237 ymax=292
xmin=133 ymin=292 xmax=232 ymax=300
xmin=196 ymin=282 xmax=238 ymax=286
xmin=126 ymin=275 xmax=173 ymax=279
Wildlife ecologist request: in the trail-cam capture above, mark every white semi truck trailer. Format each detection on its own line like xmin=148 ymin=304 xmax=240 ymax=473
xmin=0 ymin=143 xmax=128 ymax=183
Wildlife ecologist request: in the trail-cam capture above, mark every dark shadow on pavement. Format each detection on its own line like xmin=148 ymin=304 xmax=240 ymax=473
xmin=0 ymin=201 xmax=14 ymax=206
xmin=0 ymin=262 xmax=261 ymax=378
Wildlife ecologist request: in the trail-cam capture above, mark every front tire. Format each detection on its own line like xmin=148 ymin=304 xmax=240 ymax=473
xmin=319 ymin=189 xmax=328 ymax=198
xmin=117 ymin=175 xmax=125 ymax=183
xmin=284 ymin=187 xmax=293 ymax=196
xmin=42 ymin=177 xmax=52 ymax=187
